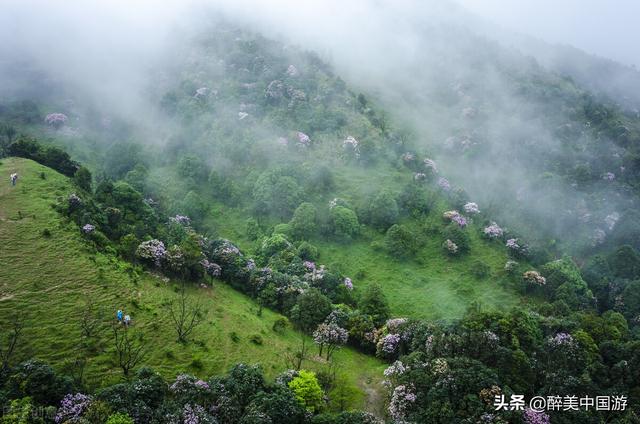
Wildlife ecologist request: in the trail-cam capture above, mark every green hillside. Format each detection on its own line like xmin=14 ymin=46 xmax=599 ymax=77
xmin=0 ymin=157 xmax=385 ymax=413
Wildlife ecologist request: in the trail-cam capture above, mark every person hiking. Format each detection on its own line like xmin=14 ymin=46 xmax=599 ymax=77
xmin=10 ymin=173 xmax=18 ymax=186
xmin=123 ymin=314 xmax=131 ymax=327
xmin=117 ymin=309 xmax=123 ymax=322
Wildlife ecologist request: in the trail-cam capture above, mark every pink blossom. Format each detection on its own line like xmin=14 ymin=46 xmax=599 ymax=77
xmin=483 ymin=222 xmax=503 ymax=239
xmin=437 ymin=177 xmax=451 ymax=191
xmin=297 ymin=131 xmax=311 ymax=146
xmin=463 ymin=202 xmax=480 ymax=214
xmin=343 ymin=277 xmax=353 ymax=290
xmin=45 ymin=113 xmax=68 ymax=128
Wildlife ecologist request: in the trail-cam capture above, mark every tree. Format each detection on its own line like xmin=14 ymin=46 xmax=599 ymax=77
xmin=290 ymin=289 xmax=333 ymax=333
xmin=313 ymin=322 xmax=348 ymax=360
xmin=330 ymin=206 xmax=359 ymax=240
xmin=359 ymin=284 xmax=389 ymax=326
xmin=289 ymin=202 xmax=318 ymax=240
xmin=362 ymin=190 xmax=398 ymax=230
xmin=182 ymin=191 xmax=208 ymax=221
xmin=253 ymin=169 xmax=304 ymax=219
xmin=112 ymin=324 xmax=146 ymax=377
xmin=168 ymin=283 xmax=205 ymax=343
xmin=441 ymin=223 xmax=470 ymax=253
xmin=384 ymin=224 xmax=418 ymax=258
xmin=79 ymin=296 xmax=102 ymax=340
xmin=0 ymin=313 xmax=23 ymax=376
xmin=74 ymin=166 xmax=93 ymax=192
xmin=288 ymin=370 xmax=324 ymax=413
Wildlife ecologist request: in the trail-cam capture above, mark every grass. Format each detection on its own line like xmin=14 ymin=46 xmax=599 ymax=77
xmin=0 ymin=157 xmax=385 ymax=414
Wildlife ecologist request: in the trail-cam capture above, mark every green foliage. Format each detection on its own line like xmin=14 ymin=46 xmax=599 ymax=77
xmin=361 ymin=190 xmax=398 ymax=230
xmin=253 ymin=169 xmax=304 ymax=219
xmin=245 ymin=217 xmax=261 ymax=241
xmin=471 ymin=260 xmax=491 ymax=279
xmin=541 ymin=258 xmax=595 ymax=309
xmin=330 ymin=206 xmax=360 ymax=240
xmin=441 ymin=224 xmax=470 ymax=253
xmin=288 ymin=370 xmax=324 ymax=413
xmin=359 ymin=284 xmax=389 ymax=326
xmin=73 ymin=166 xmax=92 ymax=192
xmin=398 ymin=183 xmax=432 ymax=217
xmin=181 ymin=190 xmax=208 ymax=221
xmin=608 ymin=245 xmax=640 ymax=279
xmin=106 ymin=413 xmax=135 ymax=424
xmin=290 ymin=289 xmax=333 ymax=332
xmin=177 ymin=154 xmax=209 ymax=182
xmin=297 ymin=241 xmax=319 ymax=261
xmin=8 ymin=136 xmax=80 ymax=177
xmin=384 ymin=224 xmax=418 ymax=258
xmin=289 ymin=202 xmax=318 ymax=240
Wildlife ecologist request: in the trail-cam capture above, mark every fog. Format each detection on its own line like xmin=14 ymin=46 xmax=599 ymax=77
xmin=1 ymin=0 xmax=637 ymax=256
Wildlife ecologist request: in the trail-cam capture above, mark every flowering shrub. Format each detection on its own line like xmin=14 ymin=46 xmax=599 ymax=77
xmin=603 ymin=172 xmax=616 ymax=181
xmin=296 ymin=131 xmax=310 ymax=147
xmin=313 ymin=322 xmax=348 ymax=359
xmin=388 ymin=384 xmax=416 ymax=422
xmin=383 ymin=361 xmax=407 ymax=379
xmin=200 ymin=259 xmax=221 ymax=278
xmin=605 ymin=212 xmax=620 ymax=230
xmin=463 ymin=202 xmax=480 ymax=214
xmin=506 ymin=238 xmax=519 ymax=250
xmin=483 ymin=222 xmax=503 ymax=239
xmin=385 ymin=318 xmax=408 ymax=334
xmin=452 ymin=214 xmax=467 ymax=228
xmin=413 ymin=172 xmax=426 ymax=181
xmin=443 ymin=239 xmax=459 ymax=255
xmin=182 ymin=404 xmax=216 ymax=424
xmin=82 ymin=224 xmax=95 ymax=234
xmin=343 ymin=136 xmax=360 ymax=157
xmin=378 ymin=333 xmax=401 ymax=357
xmin=136 ymin=239 xmax=167 ymax=267
xmin=286 ymin=64 xmax=299 ymax=76
xmin=442 ymin=210 xmax=460 ymax=221
xmin=437 ymin=177 xmax=451 ymax=191
xmin=265 ymin=80 xmax=285 ymax=99
xmin=523 ymin=270 xmax=546 ymax=286
xmin=423 ymin=158 xmax=438 ymax=173
xmin=401 ymin=152 xmax=416 ymax=163
xmin=55 ymin=393 xmax=92 ymax=423
xmin=45 ymin=113 xmax=68 ymax=128
xmin=343 ymin=277 xmax=353 ymax=290
xmin=523 ymin=408 xmax=550 ymax=424
xmin=194 ymin=87 xmax=209 ymax=98
xmin=504 ymin=260 xmax=518 ymax=273
xmin=548 ymin=332 xmax=574 ymax=347
xmin=170 ymin=215 xmax=191 ymax=226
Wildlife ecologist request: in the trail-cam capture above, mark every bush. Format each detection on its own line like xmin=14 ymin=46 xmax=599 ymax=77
xmin=384 ymin=224 xmax=418 ymax=258
xmin=288 ymin=370 xmax=324 ymax=413
xmin=289 ymin=202 xmax=318 ymax=239
xmin=442 ymin=223 xmax=470 ymax=253
xmin=330 ymin=206 xmax=360 ymax=240
xmin=253 ymin=169 xmax=304 ymax=219
xmin=106 ymin=413 xmax=134 ymax=424
xmin=361 ymin=190 xmax=398 ymax=230
xmin=246 ymin=217 xmax=261 ymax=241
xmin=297 ymin=241 xmax=319 ymax=261
xmin=272 ymin=317 xmax=289 ymax=333
xmin=250 ymin=334 xmax=264 ymax=345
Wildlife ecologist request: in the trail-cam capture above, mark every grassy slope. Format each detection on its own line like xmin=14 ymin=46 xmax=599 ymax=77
xmin=0 ymin=157 xmax=385 ymax=413
xmin=148 ymin=157 xmax=527 ymax=321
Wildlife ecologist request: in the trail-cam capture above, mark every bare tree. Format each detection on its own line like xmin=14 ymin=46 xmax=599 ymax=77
xmin=285 ymin=335 xmax=308 ymax=371
xmin=112 ymin=324 xmax=146 ymax=377
xmin=79 ymin=296 xmax=102 ymax=339
xmin=168 ymin=283 xmax=205 ymax=343
xmin=0 ymin=314 xmax=24 ymax=375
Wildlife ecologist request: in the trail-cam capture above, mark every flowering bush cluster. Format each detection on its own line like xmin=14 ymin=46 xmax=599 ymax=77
xmin=413 ymin=172 xmax=426 ymax=181
xmin=523 ymin=408 xmax=550 ymax=424
xmin=68 ymin=193 xmax=83 ymax=209
xmin=523 ymin=270 xmax=546 ymax=286
xmin=506 ymin=238 xmax=519 ymax=250
xmin=443 ymin=239 xmax=459 ymax=255
xmin=401 ymin=152 xmax=415 ymax=163
xmin=136 ymin=239 xmax=167 ymax=267
xmin=170 ymin=215 xmax=191 ymax=226
xmin=45 ymin=113 xmax=68 ymax=128
xmin=313 ymin=322 xmax=349 ymax=359
xmin=296 ymin=131 xmax=311 ymax=147
xmin=343 ymin=277 xmax=353 ymax=290
xmin=463 ymin=202 xmax=480 ymax=214
xmin=388 ymin=384 xmax=416 ymax=422
xmin=286 ymin=64 xmax=299 ymax=76
xmin=423 ymin=158 xmax=438 ymax=173
xmin=603 ymin=172 xmax=616 ymax=181
xmin=265 ymin=80 xmax=285 ymax=99
xmin=548 ymin=332 xmax=574 ymax=347
xmin=483 ymin=222 xmax=503 ymax=239
xmin=378 ymin=333 xmax=401 ymax=356
xmin=504 ymin=260 xmax=518 ymax=273
xmin=343 ymin=136 xmax=360 ymax=157
xmin=82 ymin=224 xmax=95 ymax=234
xmin=437 ymin=177 xmax=451 ymax=191
xmin=55 ymin=393 xmax=92 ymax=423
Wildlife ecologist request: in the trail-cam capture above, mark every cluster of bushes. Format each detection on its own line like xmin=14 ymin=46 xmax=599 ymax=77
xmin=0 ymin=361 xmax=382 ymax=424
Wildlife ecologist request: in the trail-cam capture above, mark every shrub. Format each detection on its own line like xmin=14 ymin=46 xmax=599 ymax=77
xmin=384 ymin=224 xmax=418 ymax=258
xmin=288 ymin=370 xmax=324 ymax=413
xmin=272 ymin=317 xmax=288 ymax=333
xmin=330 ymin=206 xmax=360 ymax=240
xmin=106 ymin=413 xmax=135 ymax=424
xmin=289 ymin=202 xmax=318 ymax=239
xmin=297 ymin=241 xmax=319 ymax=261
xmin=250 ymin=334 xmax=264 ymax=345
xmin=246 ymin=217 xmax=261 ymax=241
xmin=442 ymin=224 xmax=470 ymax=253
xmin=362 ymin=190 xmax=398 ymax=230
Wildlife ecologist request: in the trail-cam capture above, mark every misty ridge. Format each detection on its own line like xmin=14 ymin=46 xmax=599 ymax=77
xmin=3 ymin=0 xmax=639 ymax=260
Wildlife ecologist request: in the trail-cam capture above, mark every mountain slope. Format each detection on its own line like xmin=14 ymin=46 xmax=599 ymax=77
xmin=0 ymin=157 xmax=384 ymax=412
